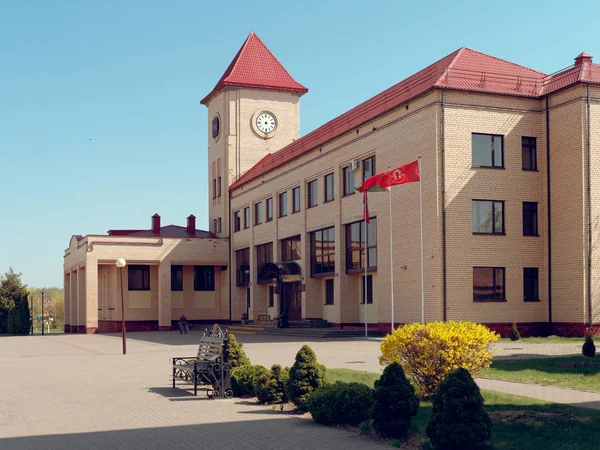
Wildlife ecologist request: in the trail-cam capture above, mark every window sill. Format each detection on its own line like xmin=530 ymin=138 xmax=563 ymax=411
xmin=473 ymin=232 xmax=506 ymax=236
xmin=346 ymin=267 xmax=377 ymax=274
xmin=471 ymin=166 xmax=505 ymax=170
xmin=292 ymin=210 xmax=301 ymax=214
xmin=255 ymin=223 xmax=262 ymax=226
xmin=473 ymin=299 xmax=507 ymax=303
xmin=524 ymin=299 xmax=541 ymax=302
xmin=194 ymin=289 xmax=216 ymax=292
xmin=324 ymin=303 xmax=334 ymax=306
xmin=523 ymin=169 xmax=539 ymax=172
xmin=311 ymin=272 xmax=336 ymax=278
xmin=523 ymin=234 xmax=539 ymax=237
xmin=171 ymin=289 xmax=184 ymax=292
xmin=307 ymin=205 xmax=317 ymax=209
xmin=360 ymin=302 xmax=374 ymax=305
xmin=279 ymin=215 xmax=288 ymax=218
xmin=128 ymin=289 xmax=151 ymax=292
xmin=343 ymin=192 xmax=356 ymax=197
xmin=324 ymin=199 xmax=334 ymax=204
xmin=266 ymin=218 xmax=273 ymax=223
xmin=108 ymin=308 xmax=115 ymax=311
xmin=236 ymin=283 xmax=250 ymax=288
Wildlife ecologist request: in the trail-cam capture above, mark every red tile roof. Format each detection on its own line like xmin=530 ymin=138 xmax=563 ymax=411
xmin=201 ymin=31 xmax=308 ymax=105
xmin=230 ymin=48 xmax=600 ymax=190
xmin=108 ymin=226 xmax=214 ymax=238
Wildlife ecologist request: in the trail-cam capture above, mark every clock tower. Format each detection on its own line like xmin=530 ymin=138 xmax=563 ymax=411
xmin=201 ymin=31 xmax=308 ymax=238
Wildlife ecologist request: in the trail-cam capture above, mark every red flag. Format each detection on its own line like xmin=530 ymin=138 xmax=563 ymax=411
xmin=359 ymin=160 xmax=420 ymax=193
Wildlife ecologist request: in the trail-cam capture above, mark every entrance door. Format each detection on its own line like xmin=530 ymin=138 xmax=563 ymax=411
xmin=281 ymin=282 xmax=302 ymax=321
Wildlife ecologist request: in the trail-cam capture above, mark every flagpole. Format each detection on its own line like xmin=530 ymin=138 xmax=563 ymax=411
xmin=389 ymin=184 xmax=394 ymax=333
xmin=418 ymin=157 xmax=424 ymax=324
xmin=364 ymin=199 xmax=368 ymax=338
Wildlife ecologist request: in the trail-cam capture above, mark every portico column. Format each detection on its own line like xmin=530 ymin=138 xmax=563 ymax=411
xmin=85 ymin=259 xmax=98 ymax=333
xmin=64 ymin=272 xmax=71 ymax=333
xmin=158 ymin=263 xmax=171 ymax=331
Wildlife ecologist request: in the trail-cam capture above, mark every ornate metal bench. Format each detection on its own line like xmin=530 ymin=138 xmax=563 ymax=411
xmin=171 ymin=324 xmax=233 ymax=398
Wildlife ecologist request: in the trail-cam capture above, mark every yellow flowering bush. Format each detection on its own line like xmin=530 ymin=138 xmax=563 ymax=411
xmin=379 ymin=321 xmax=499 ymax=398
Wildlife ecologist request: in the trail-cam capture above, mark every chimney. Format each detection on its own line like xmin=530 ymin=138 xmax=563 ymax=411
xmin=574 ymin=52 xmax=593 ymax=66
xmin=187 ymin=214 xmax=196 ymax=236
xmin=151 ymin=213 xmax=161 ymax=234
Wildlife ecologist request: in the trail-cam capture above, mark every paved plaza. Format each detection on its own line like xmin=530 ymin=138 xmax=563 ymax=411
xmin=0 ymin=331 xmax=592 ymax=449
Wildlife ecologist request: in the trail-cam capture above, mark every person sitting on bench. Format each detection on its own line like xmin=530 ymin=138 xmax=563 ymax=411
xmin=178 ymin=314 xmax=189 ymax=334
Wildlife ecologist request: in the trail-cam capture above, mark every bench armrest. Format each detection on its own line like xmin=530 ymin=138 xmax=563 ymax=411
xmin=172 ymin=357 xmax=198 ymax=363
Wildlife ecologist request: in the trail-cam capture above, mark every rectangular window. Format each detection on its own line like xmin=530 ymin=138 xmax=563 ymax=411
xmin=236 ymin=248 xmax=250 ymax=286
xmin=472 ymin=133 xmax=504 ymax=168
xmin=325 ymin=279 xmax=334 ymax=305
xmin=171 ymin=265 xmax=183 ymax=291
xmin=269 ymin=286 xmax=275 ymax=307
xmin=128 ymin=265 xmax=150 ymax=291
xmin=234 ymin=211 xmax=241 ymax=232
xmin=361 ymin=275 xmax=373 ymax=304
xmin=279 ymin=192 xmax=288 ymax=217
xmin=217 ymin=218 xmax=222 ymax=234
xmin=346 ymin=218 xmax=377 ymax=271
xmin=194 ymin=266 xmax=215 ymax=291
xmin=256 ymin=242 xmax=273 ymax=278
xmin=472 ymin=200 xmax=504 ymax=234
xmin=212 ymin=179 xmax=217 ymax=199
xmin=307 ymin=180 xmax=318 ymax=208
xmin=524 ymin=268 xmax=539 ymax=302
xmin=292 ymin=186 xmax=301 ymax=213
xmin=343 ymin=166 xmax=355 ymax=196
xmin=522 ymin=137 xmax=537 ymax=171
xmin=266 ymin=197 xmax=273 ymax=222
xmin=311 ymin=227 xmax=335 ymax=275
xmin=244 ymin=207 xmax=250 ymax=229
xmin=363 ymin=156 xmax=375 ymax=181
xmin=473 ymin=267 xmax=505 ymax=302
xmin=281 ymin=235 xmax=301 ymax=261
xmin=255 ymin=202 xmax=263 ymax=225
xmin=217 ymin=176 xmax=222 ymax=197
xmin=523 ymin=202 xmax=538 ymax=236
xmin=324 ymin=173 xmax=334 ymax=202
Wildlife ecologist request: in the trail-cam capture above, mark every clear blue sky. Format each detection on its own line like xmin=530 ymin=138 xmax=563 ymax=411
xmin=1 ymin=0 xmax=598 ymax=288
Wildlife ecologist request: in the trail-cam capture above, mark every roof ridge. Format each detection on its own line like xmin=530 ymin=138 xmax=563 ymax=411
xmin=459 ymin=47 xmax=548 ymax=77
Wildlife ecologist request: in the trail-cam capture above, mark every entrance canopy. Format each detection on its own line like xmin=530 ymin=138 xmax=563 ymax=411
xmin=257 ymin=261 xmax=302 ymax=285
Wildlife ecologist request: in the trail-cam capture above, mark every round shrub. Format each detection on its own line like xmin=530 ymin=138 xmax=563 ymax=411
xmin=371 ymin=362 xmax=419 ymax=438
xmin=256 ymin=365 xmax=289 ymax=404
xmin=285 ymin=345 xmax=327 ymax=410
xmin=509 ymin=322 xmax=520 ymax=341
xmin=225 ymin=334 xmax=251 ymax=368
xmin=380 ymin=321 xmax=499 ymax=398
xmin=582 ymin=330 xmax=596 ymax=358
xmin=307 ymin=381 xmax=373 ymax=426
xmin=231 ymin=364 xmax=268 ymax=397
xmin=426 ymin=368 xmax=492 ymax=450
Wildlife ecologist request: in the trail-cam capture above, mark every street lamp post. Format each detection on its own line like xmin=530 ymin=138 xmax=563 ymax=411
xmin=115 ymin=259 xmax=127 ymax=355
xmin=41 ymin=290 xmax=45 ymax=336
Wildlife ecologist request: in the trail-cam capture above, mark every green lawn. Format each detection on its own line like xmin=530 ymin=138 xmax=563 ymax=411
xmin=328 ymin=368 xmax=600 ymax=450
xmin=498 ymin=336 xmax=583 ymax=344
xmin=481 ymin=356 xmax=600 ymax=392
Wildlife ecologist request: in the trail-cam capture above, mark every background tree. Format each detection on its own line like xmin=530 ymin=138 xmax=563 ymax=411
xmin=0 ymin=268 xmax=29 ymax=334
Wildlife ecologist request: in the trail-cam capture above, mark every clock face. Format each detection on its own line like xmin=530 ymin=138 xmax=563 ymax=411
xmin=212 ymin=115 xmax=220 ymax=140
xmin=256 ymin=112 xmax=276 ymax=134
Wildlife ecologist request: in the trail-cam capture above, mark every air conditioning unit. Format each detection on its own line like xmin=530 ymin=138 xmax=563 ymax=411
xmin=349 ymin=160 xmax=360 ymax=171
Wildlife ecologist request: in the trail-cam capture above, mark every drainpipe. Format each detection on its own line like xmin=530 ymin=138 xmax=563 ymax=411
xmin=228 ymin=189 xmax=233 ymax=325
xmin=441 ymin=90 xmax=447 ymax=321
xmin=586 ymin=83 xmax=593 ymax=330
xmin=546 ymin=97 xmax=552 ymax=327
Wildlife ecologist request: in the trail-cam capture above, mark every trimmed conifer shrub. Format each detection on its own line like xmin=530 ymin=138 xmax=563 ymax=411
xmin=307 ymin=381 xmax=373 ymax=426
xmin=582 ymin=329 xmax=596 ymax=358
xmin=7 ymin=296 xmax=30 ymax=335
xmin=231 ymin=364 xmax=268 ymax=397
xmin=225 ymin=334 xmax=251 ymax=368
xmin=509 ymin=322 xmax=521 ymax=341
xmin=256 ymin=364 xmax=289 ymax=404
xmin=426 ymin=368 xmax=492 ymax=450
xmin=371 ymin=362 xmax=419 ymax=438
xmin=285 ymin=345 xmax=327 ymax=410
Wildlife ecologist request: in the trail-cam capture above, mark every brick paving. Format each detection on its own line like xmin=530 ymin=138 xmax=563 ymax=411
xmin=0 ymin=331 xmax=594 ymax=449
xmin=0 ymin=333 xmax=388 ymax=450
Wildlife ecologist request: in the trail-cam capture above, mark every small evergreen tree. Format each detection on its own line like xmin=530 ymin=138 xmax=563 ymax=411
xmin=371 ymin=362 xmax=419 ymax=438
xmin=0 ymin=268 xmax=28 ymax=334
xmin=7 ymin=295 xmax=30 ymax=335
xmin=224 ymin=334 xmax=251 ymax=368
xmin=285 ymin=345 xmax=327 ymax=410
xmin=426 ymin=368 xmax=492 ymax=450
xmin=231 ymin=364 xmax=268 ymax=397
xmin=509 ymin=322 xmax=521 ymax=341
xmin=256 ymin=364 xmax=289 ymax=404
xmin=307 ymin=382 xmax=373 ymax=426
xmin=582 ymin=329 xmax=596 ymax=358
